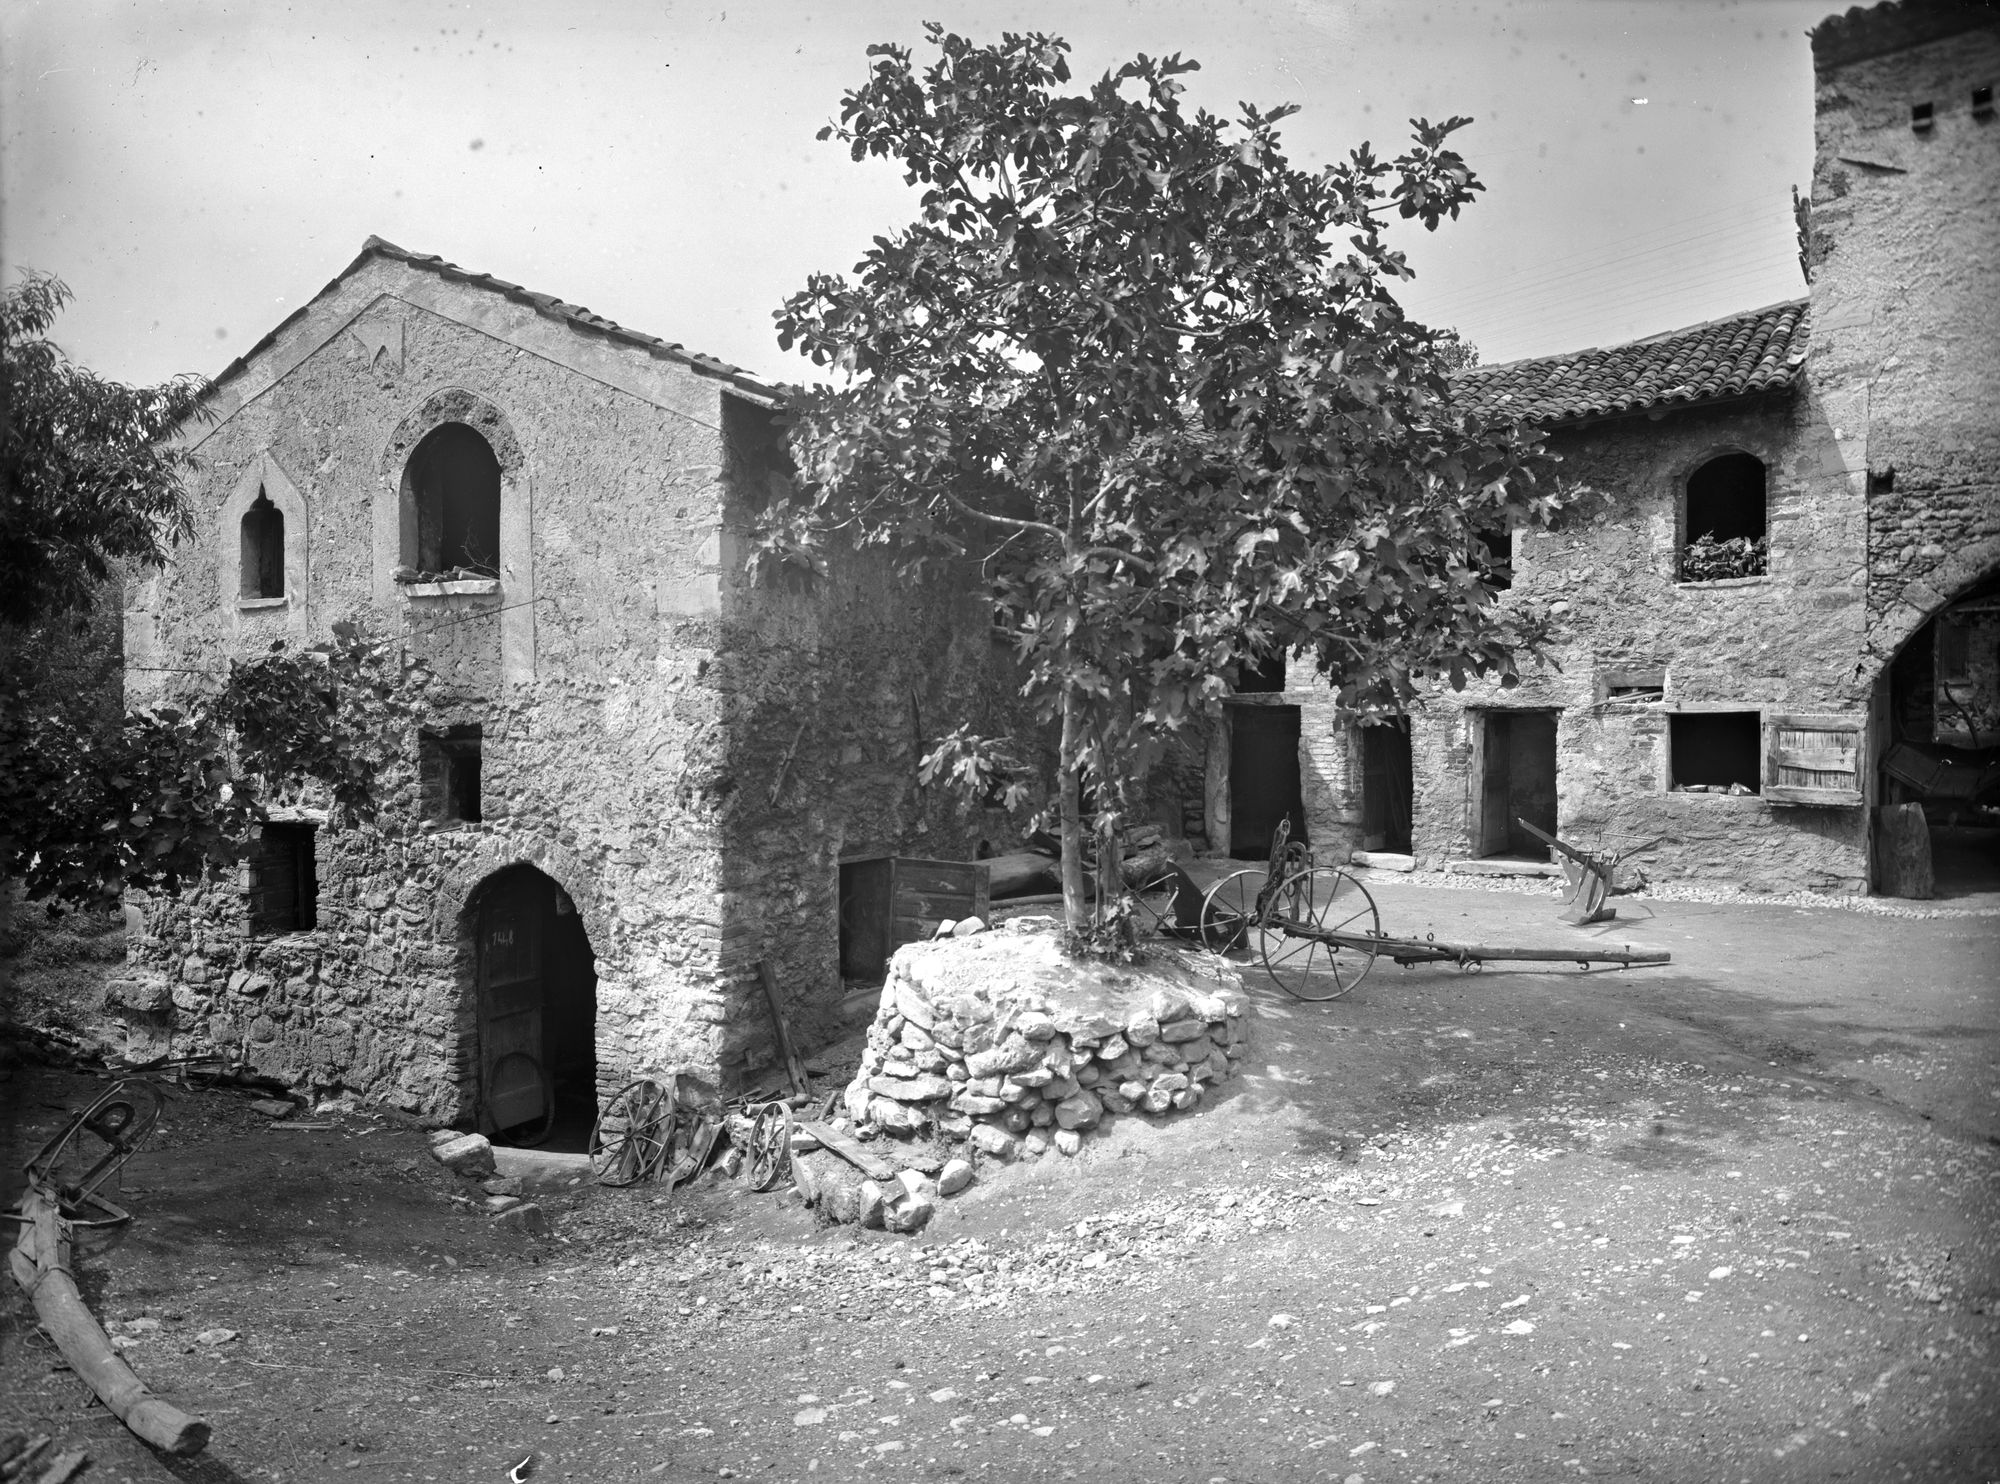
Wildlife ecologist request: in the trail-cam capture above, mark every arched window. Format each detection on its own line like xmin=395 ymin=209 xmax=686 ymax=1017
xmin=1681 ymin=452 xmax=1767 ymax=580
xmin=239 ymin=490 xmax=285 ymax=599
xmin=405 ymin=423 xmax=501 ymax=576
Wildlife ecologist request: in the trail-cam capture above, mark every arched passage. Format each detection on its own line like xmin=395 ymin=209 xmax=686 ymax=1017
xmin=464 ymin=864 xmax=599 ymax=1148
xmin=1873 ymin=563 xmax=2000 ymax=901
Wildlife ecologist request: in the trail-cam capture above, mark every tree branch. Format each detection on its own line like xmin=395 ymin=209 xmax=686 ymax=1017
xmin=942 ymin=488 xmax=1065 ymax=541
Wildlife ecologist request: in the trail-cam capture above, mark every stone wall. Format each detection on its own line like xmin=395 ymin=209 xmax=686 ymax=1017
xmin=117 ymin=254 xmax=1020 ymax=1117
xmin=1407 ymin=395 xmax=1872 ymax=892
xmin=1230 ymin=393 xmax=1874 ymax=893
xmin=844 ymin=925 xmax=1249 ymax=1165
xmin=1808 ymin=18 xmax=2000 ymax=666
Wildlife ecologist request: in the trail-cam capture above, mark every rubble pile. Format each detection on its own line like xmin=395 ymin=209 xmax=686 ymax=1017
xmin=831 ymin=920 xmax=1249 ymax=1218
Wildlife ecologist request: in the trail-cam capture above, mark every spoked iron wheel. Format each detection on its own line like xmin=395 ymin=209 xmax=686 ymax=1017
xmin=1258 ymin=865 xmax=1383 ymax=1001
xmin=589 ymin=1078 xmax=675 ymax=1187
xmin=746 ymin=1100 xmax=794 ymax=1193
xmin=25 ymin=1078 xmax=163 ymax=1215
xmin=1196 ymin=869 xmax=1264 ymax=953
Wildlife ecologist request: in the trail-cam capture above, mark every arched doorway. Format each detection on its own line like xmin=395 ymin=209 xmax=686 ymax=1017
xmin=472 ymin=865 xmax=598 ymax=1148
xmin=1875 ymin=567 xmax=2000 ymax=901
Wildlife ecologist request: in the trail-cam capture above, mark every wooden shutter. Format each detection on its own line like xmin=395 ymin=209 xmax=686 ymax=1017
xmin=889 ymin=857 xmax=992 ymax=949
xmin=1764 ymin=713 xmax=1865 ymax=806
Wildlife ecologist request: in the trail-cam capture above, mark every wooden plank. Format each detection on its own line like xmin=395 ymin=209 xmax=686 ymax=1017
xmin=1766 ymin=712 xmax=1864 ymax=807
xmin=792 ymin=1119 xmax=896 ymax=1181
xmin=755 ymin=960 xmax=812 ymax=1097
xmin=1766 ymin=783 xmax=1863 ymax=807
xmin=1875 ymin=802 xmax=1934 ymax=897
xmin=892 ymin=859 xmax=984 ymax=894
xmin=1768 ymin=712 xmax=1867 ymax=734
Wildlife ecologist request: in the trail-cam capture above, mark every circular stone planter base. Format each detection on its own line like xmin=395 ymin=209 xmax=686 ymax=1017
xmin=805 ymin=920 xmax=1249 ymax=1230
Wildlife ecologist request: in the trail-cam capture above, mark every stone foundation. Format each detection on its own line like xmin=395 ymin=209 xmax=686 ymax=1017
xmin=840 ymin=920 xmax=1249 ymax=1172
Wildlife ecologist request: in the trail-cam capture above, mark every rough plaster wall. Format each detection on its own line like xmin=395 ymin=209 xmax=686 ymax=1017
xmin=1403 ymin=398 xmax=1872 ymax=892
xmin=714 ymin=532 xmax=1032 ymax=1079
xmin=1810 ymin=26 xmax=2000 ymax=665
xmin=121 ymin=294 xmax=745 ymax=1116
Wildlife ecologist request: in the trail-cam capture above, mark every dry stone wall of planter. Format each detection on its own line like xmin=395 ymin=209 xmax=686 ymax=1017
xmin=812 ymin=922 xmax=1248 ymax=1229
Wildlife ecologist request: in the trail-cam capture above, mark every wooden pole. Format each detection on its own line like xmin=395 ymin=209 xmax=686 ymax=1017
xmin=755 ymin=960 xmax=812 ymax=1097
xmin=7 ymin=1185 xmax=210 ymax=1456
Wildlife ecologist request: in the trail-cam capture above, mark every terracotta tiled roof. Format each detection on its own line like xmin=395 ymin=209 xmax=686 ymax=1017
xmin=1452 ymin=300 xmax=1809 ymax=427
xmin=210 ymin=236 xmax=791 ymax=405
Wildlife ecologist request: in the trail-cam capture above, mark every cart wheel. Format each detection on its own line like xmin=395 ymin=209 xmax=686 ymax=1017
xmin=1259 ymin=865 xmax=1383 ymax=1001
xmin=590 ymin=1078 xmax=675 ymax=1187
xmin=1197 ymin=869 xmax=1264 ymax=953
xmin=747 ymin=1100 xmax=794 ymax=1193
xmin=26 ymin=1079 xmax=163 ymax=1212
xmin=487 ymin=1051 xmax=556 ymax=1148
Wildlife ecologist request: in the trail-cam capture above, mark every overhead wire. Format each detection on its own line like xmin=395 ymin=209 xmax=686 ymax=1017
xmin=1410 ymin=197 xmax=1795 ymax=319
xmin=1448 ymin=249 xmax=1802 ymax=346
xmin=123 ymin=593 xmax=553 ymax=681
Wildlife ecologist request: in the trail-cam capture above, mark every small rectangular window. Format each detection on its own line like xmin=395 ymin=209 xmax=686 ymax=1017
xmin=1235 ymin=652 xmax=1287 ymax=693
xmin=1911 ymin=101 xmax=1935 ymax=133
xmin=1669 ymin=713 xmax=1761 ymax=794
xmin=1973 ymin=85 xmax=1994 ymax=120
xmin=249 ymin=823 xmax=317 ymax=933
xmin=419 ymin=725 xmax=483 ymax=823
xmin=1601 ymin=667 xmax=1666 ymax=704
xmin=1475 ymin=527 xmax=1514 ymax=591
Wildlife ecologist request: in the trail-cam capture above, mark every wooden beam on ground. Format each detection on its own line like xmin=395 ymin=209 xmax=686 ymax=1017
xmin=792 ymin=1120 xmax=896 ymax=1182
xmin=7 ymin=1185 xmax=210 ymax=1456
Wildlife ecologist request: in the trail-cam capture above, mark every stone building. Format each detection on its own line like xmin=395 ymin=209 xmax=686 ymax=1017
xmin=1221 ymin=0 xmax=1998 ymax=897
xmin=119 ymin=240 xmax=1018 ymax=1129
xmin=109 ymin=0 xmax=1996 ymax=1129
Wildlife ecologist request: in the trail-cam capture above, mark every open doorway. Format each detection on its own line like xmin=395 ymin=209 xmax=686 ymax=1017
xmin=838 ymin=858 xmax=895 ymax=986
xmin=1230 ymin=703 xmax=1305 ymax=859
xmin=1878 ymin=573 xmax=2000 ymax=901
xmin=1359 ymin=718 xmax=1413 ymax=854
xmin=1472 ymin=710 xmax=1558 ymax=859
xmin=474 ymin=865 xmax=597 ymax=1151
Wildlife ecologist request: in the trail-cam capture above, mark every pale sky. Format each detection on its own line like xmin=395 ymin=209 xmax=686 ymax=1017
xmin=4 ymin=0 xmax=1833 ymax=391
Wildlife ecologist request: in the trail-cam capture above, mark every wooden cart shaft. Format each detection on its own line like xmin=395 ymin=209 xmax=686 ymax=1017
xmin=1266 ymin=915 xmax=1671 ymax=968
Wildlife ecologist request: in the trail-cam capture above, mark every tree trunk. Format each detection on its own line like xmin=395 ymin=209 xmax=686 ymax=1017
xmin=1094 ymin=817 xmax=1122 ymax=928
xmin=1057 ymin=687 xmax=1088 ymax=930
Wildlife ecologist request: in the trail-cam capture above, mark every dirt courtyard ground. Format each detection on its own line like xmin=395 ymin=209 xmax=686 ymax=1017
xmin=3 ymin=880 xmax=1997 ymax=1484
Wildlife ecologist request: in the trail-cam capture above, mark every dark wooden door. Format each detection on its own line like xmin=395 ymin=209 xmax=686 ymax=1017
xmin=1360 ymin=719 xmax=1413 ymax=853
xmin=1230 ymin=704 xmax=1305 ymax=858
xmin=478 ymin=876 xmax=546 ymax=1133
xmin=1479 ymin=712 xmax=1512 ymax=856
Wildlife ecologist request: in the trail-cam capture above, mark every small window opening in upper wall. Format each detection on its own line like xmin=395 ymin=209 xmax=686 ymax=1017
xmin=406 ymin=423 xmax=500 ymax=578
xmin=1868 ymin=466 xmax=1896 ymax=495
xmin=1475 ymin=526 xmax=1513 ymax=592
xmin=1973 ymin=85 xmax=1994 ymax=120
xmin=419 ymin=724 xmax=483 ymax=824
xmin=1911 ymin=101 xmax=1935 ymax=133
xmin=1236 ymin=651 xmax=1287 ymax=693
xmin=240 ymin=490 xmax=284 ymax=599
xmin=249 ymin=822 xmax=318 ymax=933
xmin=722 ymin=394 xmax=793 ymax=513
xmin=1682 ymin=452 xmax=1768 ymax=580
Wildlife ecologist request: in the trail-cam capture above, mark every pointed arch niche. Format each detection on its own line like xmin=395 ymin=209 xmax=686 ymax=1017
xmin=377 ymin=389 xmax=535 ymax=685
xmin=219 ymin=452 xmax=310 ymax=647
